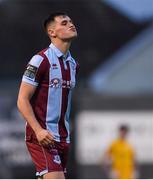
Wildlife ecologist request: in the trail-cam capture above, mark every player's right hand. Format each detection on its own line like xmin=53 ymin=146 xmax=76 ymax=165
xmin=35 ymin=129 xmax=55 ymax=146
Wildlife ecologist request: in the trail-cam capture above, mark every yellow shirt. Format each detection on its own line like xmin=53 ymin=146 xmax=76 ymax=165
xmin=108 ymin=139 xmax=135 ymax=179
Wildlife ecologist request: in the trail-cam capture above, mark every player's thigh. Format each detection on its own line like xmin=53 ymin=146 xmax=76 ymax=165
xmin=43 ymin=171 xmax=65 ymax=179
xmin=56 ymin=142 xmax=70 ymax=172
xmin=26 ymin=141 xmax=63 ymax=176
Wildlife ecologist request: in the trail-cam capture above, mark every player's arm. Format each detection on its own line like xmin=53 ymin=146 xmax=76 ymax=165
xmin=103 ymin=145 xmax=113 ymax=165
xmin=100 ymin=146 xmax=112 ymax=171
xmin=17 ymin=54 xmax=54 ymax=146
xmin=17 ymin=82 xmax=54 ymax=146
xmin=100 ymin=144 xmax=118 ymax=178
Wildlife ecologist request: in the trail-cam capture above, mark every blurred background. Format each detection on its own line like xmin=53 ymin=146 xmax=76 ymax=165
xmin=0 ymin=0 xmax=153 ymax=178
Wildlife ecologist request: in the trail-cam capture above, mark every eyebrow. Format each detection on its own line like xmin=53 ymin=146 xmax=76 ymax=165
xmin=61 ymin=19 xmax=73 ymax=23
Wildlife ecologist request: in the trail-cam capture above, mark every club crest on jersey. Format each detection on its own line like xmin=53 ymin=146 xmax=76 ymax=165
xmin=50 ymin=78 xmax=60 ymax=88
xmin=53 ymin=155 xmax=61 ymax=164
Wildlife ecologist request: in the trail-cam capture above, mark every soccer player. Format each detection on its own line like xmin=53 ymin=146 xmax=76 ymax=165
xmin=17 ymin=12 xmax=79 ymax=179
xmin=101 ymin=124 xmax=138 ymax=179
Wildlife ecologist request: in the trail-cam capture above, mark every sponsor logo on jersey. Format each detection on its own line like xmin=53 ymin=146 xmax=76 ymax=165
xmin=52 ymin=63 xmax=58 ymax=69
xmin=50 ymin=78 xmax=75 ymax=89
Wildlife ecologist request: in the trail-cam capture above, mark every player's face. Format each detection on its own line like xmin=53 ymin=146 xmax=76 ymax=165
xmin=120 ymin=129 xmax=128 ymax=139
xmin=49 ymin=15 xmax=77 ymax=41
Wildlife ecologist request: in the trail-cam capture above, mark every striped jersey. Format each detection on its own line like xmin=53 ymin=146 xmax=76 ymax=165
xmin=22 ymin=43 xmax=79 ymax=143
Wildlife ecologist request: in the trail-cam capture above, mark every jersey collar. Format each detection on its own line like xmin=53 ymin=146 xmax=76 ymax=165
xmin=49 ymin=43 xmax=72 ymax=62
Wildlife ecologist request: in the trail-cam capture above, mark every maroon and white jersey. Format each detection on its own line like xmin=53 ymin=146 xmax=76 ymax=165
xmin=22 ymin=43 xmax=79 ymax=143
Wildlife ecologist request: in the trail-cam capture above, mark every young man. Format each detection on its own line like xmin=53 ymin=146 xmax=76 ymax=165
xmin=17 ymin=12 xmax=79 ymax=179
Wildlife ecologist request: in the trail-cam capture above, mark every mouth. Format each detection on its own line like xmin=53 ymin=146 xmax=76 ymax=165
xmin=69 ymin=27 xmax=76 ymax=32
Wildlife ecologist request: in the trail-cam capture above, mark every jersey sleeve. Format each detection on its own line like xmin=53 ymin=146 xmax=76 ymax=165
xmin=108 ymin=141 xmax=115 ymax=155
xmin=22 ymin=55 xmax=44 ymax=86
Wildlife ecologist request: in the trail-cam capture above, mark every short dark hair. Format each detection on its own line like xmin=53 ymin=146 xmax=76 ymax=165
xmin=119 ymin=124 xmax=129 ymax=132
xmin=43 ymin=12 xmax=67 ymax=31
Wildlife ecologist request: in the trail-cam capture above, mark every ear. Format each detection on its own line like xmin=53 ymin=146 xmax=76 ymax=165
xmin=48 ymin=27 xmax=56 ymax=38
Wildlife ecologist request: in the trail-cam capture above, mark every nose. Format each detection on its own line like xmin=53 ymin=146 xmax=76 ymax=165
xmin=69 ymin=21 xmax=75 ymax=27
xmin=70 ymin=24 xmax=75 ymax=29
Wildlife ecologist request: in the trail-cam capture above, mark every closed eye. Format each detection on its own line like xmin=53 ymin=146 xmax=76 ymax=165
xmin=61 ymin=19 xmax=74 ymax=26
xmin=61 ymin=20 xmax=68 ymax=26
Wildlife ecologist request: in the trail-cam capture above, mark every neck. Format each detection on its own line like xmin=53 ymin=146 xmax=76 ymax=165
xmin=51 ymin=39 xmax=71 ymax=55
xmin=119 ymin=136 xmax=126 ymax=140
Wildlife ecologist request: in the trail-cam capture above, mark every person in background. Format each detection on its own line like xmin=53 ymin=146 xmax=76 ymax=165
xmin=101 ymin=124 xmax=139 ymax=179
